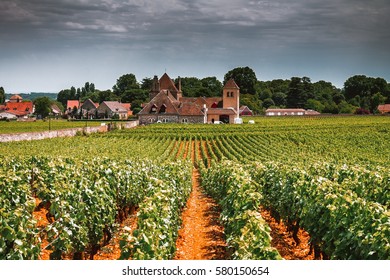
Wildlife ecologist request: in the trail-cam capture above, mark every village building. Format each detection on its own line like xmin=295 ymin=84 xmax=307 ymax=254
xmin=265 ymin=108 xmax=320 ymax=116
xmin=1 ymin=95 xmax=34 ymax=119
xmin=138 ymin=73 xmax=240 ymax=124
xmin=80 ymin=99 xmax=99 ymax=119
xmin=97 ymin=101 xmax=129 ymax=119
xmin=378 ymin=104 xmax=390 ymax=114
xmin=239 ymin=105 xmax=253 ymax=116
xmin=66 ymin=100 xmax=81 ymax=117
xmin=66 ymin=99 xmax=132 ymax=119
xmin=50 ymin=104 xmax=62 ymax=117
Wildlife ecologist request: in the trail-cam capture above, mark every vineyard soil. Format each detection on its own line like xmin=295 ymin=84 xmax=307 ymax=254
xmin=174 ymin=169 xmax=227 ymax=260
xmin=260 ymin=209 xmax=317 ymax=260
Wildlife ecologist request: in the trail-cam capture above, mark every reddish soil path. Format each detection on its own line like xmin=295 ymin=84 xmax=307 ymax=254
xmin=94 ymin=210 xmax=138 ymax=260
xmin=174 ymin=168 xmax=227 ymax=260
xmin=260 ymin=208 xmax=317 ymax=260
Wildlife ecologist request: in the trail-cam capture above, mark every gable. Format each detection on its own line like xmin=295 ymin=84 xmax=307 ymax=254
xmin=159 ymin=73 xmax=179 ymax=93
xmin=138 ymin=90 xmax=180 ymax=115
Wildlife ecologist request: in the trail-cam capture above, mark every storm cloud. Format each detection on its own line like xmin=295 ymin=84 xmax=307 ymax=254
xmin=1 ymin=0 xmax=389 ymax=92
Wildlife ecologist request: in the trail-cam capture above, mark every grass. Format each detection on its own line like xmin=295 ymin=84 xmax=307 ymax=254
xmin=0 ymin=119 xmax=104 ymax=134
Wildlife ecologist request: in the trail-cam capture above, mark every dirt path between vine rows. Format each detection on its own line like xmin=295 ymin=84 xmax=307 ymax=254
xmin=260 ymin=208 xmax=317 ymax=260
xmin=174 ymin=168 xmax=227 ymax=260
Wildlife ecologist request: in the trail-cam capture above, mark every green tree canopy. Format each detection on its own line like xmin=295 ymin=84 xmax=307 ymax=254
xmin=34 ymin=97 xmax=52 ymax=118
xmin=344 ymin=75 xmax=388 ymax=111
xmin=0 ymin=87 xmax=5 ymax=104
xmin=287 ymin=77 xmax=314 ymax=108
xmin=113 ymin=74 xmax=139 ymax=95
xmin=224 ymin=66 xmax=257 ymax=94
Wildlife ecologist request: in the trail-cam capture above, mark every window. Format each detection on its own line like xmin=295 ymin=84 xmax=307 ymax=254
xmin=159 ymin=104 xmax=167 ymax=113
xmin=150 ymin=104 xmax=157 ymax=113
xmin=162 ymin=118 xmax=168 ymax=123
xmin=226 ymin=91 xmax=234 ymax=97
xmin=182 ymin=118 xmax=188 ymax=123
xmin=149 ymin=118 xmax=155 ymax=123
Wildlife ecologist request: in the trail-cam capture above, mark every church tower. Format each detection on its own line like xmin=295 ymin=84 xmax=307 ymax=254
xmin=223 ymin=78 xmax=240 ymax=118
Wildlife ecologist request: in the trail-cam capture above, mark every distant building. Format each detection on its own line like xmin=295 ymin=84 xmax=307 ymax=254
xmin=80 ymin=99 xmax=99 ymax=119
xmin=66 ymin=100 xmax=81 ymax=116
xmin=50 ymin=104 xmax=62 ymax=117
xmin=97 ymin=101 xmax=128 ymax=119
xmin=138 ymin=73 xmax=240 ymax=124
xmin=239 ymin=106 xmax=253 ymax=116
xmin=0 ymin=111 xmax=18 ymax=120
xmin=2 ymin=95 xmax=34 ymax=118
xmin=265 ymin=108 xmax=320 ymax=116
xmin=378 ymin=104 xmax=390 ymax=114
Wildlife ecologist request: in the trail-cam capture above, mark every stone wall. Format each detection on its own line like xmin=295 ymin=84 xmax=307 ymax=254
xmin=139 ymin=114 xmax=204 ymax=125
xmin=0 ymin=120 xmax=138 ymax=143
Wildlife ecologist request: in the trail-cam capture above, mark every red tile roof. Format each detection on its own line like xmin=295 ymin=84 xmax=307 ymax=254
xmin=67 ymin=100 xmax=80 ymax=110
xmin=224 ymin=78 xmax=240 ymax=89
xmin=378 ymin=104 xmax=390 ymax=113
xmin=178 ymin=102 xmax=204 ymax=116
xmin=5 ymin=101 xmax=33 ymax=117
xmin=138 ymin=90 xmax=180 ymax=115
xmin=121 ymin=103 xmax=133 ymax=116
xmin=159 ymin=73 xmax=179 ymax=93
xmin=207 ymin=108 xmax=236 ymax=115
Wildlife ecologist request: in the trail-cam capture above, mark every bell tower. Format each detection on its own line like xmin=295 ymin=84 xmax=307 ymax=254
xmin=223 ymin=78 xmax=240 ymax=118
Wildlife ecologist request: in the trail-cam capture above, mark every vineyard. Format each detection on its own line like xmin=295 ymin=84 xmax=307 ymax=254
xmin=0 ymin=116 xmax=389 ymax=260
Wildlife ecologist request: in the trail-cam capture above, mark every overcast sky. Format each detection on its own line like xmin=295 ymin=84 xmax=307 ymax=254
xmin=1 ymin=0 xmax=389 ymax=92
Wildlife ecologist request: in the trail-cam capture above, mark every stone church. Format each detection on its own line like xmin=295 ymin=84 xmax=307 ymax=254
xmin=138 ymin=73 xmax=240 ymax=125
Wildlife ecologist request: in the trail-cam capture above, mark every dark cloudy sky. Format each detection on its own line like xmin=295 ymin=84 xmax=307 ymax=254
xmin=1 ymin=0 xmax=389 ymax=92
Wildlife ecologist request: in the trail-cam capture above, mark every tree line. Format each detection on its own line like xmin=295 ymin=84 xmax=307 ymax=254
xmin=57 ymin=67 xmax=390 ymax=115
xmin=3 ymin=67 xmax=389 ymax=116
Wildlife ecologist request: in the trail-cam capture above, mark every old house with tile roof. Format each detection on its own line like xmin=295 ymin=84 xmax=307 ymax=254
xmin=138 ymin=73 xmax=240 ymax=124
xmin=97 ymin=101 xmax=128 ymax=119
xmin=3 ymin=95 xmax=34 ymax=118
xmin=80 ymin=99 xmax=99 ymax=119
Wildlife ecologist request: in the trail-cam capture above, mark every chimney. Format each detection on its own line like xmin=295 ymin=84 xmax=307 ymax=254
xmin=177 ymin=76 xmax=183 ymax=100
xmin=150 ymin=75 xmax=160 ymax=100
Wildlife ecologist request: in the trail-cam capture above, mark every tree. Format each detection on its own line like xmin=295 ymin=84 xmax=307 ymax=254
xmin=371 ymin=92 xmax=387 ymax=113
xmin=201 ymin=77 xmax=223 ymax=96
xmin=98 ymin=90 xmax=118 ymax=104
xmin=305 ymin=99 xmax=325 ymax=112
xmin=262 ymin=98 xmax=275 ymax=109
xmin=141 ymin=77 xmax=153 ymax=91
xmin=286 ymin=76 xmax=314 ymax=108
xmin=34 ymin=97 xmax=52 ymax=118
xmin=272 ymin=92 xmax=287 ymax=107
xmin=130 ymin=99 xmax=143 ymax=115
xmin=121 ymin=89 xmax=148 ymax=103
xmin=338 ymin=101 xmax=356 ymax=114
xmin=344 ymin=75 xmax=388 ymax=111
xmin=224 ymin=66 xmax=257 ymax=94
xmin=113 ymin=74 xmax=139 ymax=95
xmin=0 ymin=87 xmax=5 ymax=104
xmin=57 ymin=89 xmax=73 ymax=108
xmin=240 ymin=93 xmax=262 ymax=114
xmin=179 ymin=77 xmax=203 ymax=97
